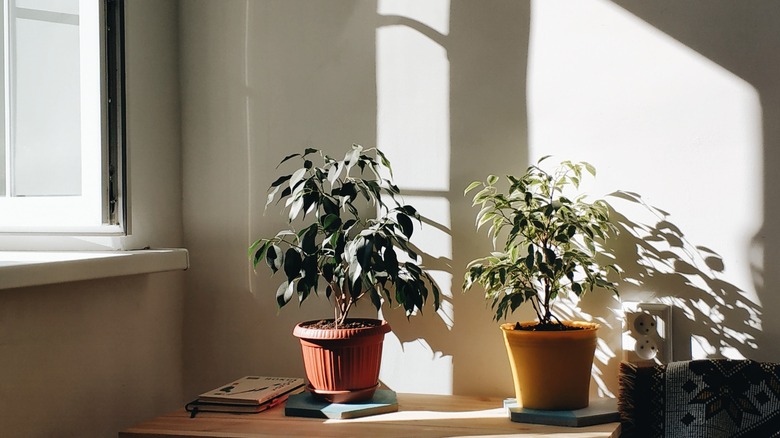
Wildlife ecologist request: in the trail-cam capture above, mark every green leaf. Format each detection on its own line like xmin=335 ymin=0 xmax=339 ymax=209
xmin=356 ymin=238 xmax=374 ymax=270
xmin=283 ymin=248 xmax=303 ymax=281
xmin=250 ymin=240 xmax=270 ymax=267
xmin=399 ymin=205 xmax=419 ymax=219
xmin=278 ymin=153 xmax=300 ymax=167
xmin=524 ymin=252 xmax=534 ymax=270
xmin=301 ymin=256 xmax=318 ymax=285
xmin=375 ymin=149 xmax=393 ymax=177
xmin=321 ymin=214 xmax=342 ymax=233
xmin=276 ymin=280 xmax=295 ymax=307
xmin=297 ymin=280 xmax=310 ymax=303
xmin=397 ymin=213 xmax=413 ymax=238
xmin=327 ymin=162 xmax=341 ymax=185
xmin=339 ymin=182 xmax=357 ymax=203
xmin=383 ymin=246 xmax=399 ymax=279
xmin=477 ymin=211 xmax=495 ymax=230
xmin=301 ymin=225 xmax=317 ymax=253
xmin=302 ymin=181 xmax=319 ymax=217
xmin=343 ymin=219 xmax=357 ymax=232
xmin=426 ymin=272 xmax=441 ymax=311
xmin=265 ymin=186 xmax=281 ymax=209
xmin=265 ymin=244 xmax=282 ymax=273
xmin=288 ymin=197 xmax=304 ymax=222
xmin=464 ymin=181 xmax=482 ymax=195
xmin=344 ymin=144 xmax=362 ymax=172
xmin=322 ymin=196 xmax=339 ymax=217
xmin=322 ymin=261 xmax=335 ymax=283
xmin=348 ymin=262 xmax=363 ymax=297
xmin=289 ymin=168 xmax=307 ymax=191
xmin=277 ymin=186 xmax=292 ymax=203
xmin=404 ymin=262 xmax=423 ymax=277
xmin=369 ymin=286 xmax=382 ymax=310
xmin=328 ymin=231 xmax=342 ymax=250
xmin=486 ymin=175 xmax=499 ymax=185
xmin=269 ymin=174 xmax=292 ymax=188
xmin=584 ymin=162 xmax=596 ymax=176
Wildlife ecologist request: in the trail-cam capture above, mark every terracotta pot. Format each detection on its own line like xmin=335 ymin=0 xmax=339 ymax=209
xmin=293 ymin=319 xmax=391 ymax=403
xmin=501 ymin=320 xmax=599 ymax=410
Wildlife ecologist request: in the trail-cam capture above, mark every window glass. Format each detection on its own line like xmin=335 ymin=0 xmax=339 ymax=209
xmin=13 ymin=5 xmax=82 ymax=196
xmin=0 ymin=0 xmax=120 ymax=233
xmin=16 ymin=0 xmax=79 ymax=15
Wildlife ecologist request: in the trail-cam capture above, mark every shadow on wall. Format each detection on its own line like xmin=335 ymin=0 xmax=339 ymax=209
xmin=610 ymin=0 xmax=780 ymax=361
xmin=386 ymin=177 xmax=765 ymax=398
xmin=182 ymin=0 xmax=381 ymax=396
xmin=187 ymin=0 xmax=780 ymax=401
xmin=379 ymin=0 xmax=531 ymax=398
xmin=608 ymin=191 xmax=761 ymax=361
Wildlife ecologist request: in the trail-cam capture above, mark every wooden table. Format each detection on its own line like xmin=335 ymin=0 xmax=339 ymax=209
xmin=120 ymin=393 xmax=621 ymax=437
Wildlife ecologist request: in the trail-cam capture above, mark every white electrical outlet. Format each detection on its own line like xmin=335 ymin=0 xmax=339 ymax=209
xmin=634 ymin=335 xmax=659 ymax=360
xmin=622 ymin=302 xmax=672 ymax=365
xmin=633 ymin=313 xmax=657 ymax=336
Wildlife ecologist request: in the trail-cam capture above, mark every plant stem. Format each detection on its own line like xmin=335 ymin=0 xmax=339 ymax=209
xmin=529 ymin=295 xmax=544 ymax=322
xmin=543 ymin=278 xmax=552 ymax=324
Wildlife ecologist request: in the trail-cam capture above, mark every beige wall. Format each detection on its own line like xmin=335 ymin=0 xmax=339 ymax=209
xmin=0 ymin=1 xmax=184 ymax=436
xmin=179 ymin=0 xmax=561 ymax=400
xmin=180 ymin=0 xmax=780 ymax=403
xmin=6 ymin=2 xmax=776 ymax=435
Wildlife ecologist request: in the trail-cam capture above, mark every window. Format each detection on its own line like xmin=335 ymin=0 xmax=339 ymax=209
xmin=0 ymin=0 xmax=124 ymax=234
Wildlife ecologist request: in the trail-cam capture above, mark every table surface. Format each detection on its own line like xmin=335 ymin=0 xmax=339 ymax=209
xmin=119 ymin=393 xmax=621 ymax=437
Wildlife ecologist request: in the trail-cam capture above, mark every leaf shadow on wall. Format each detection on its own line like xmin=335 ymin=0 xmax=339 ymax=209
xmin=375 ymin=0 xmax=532 ymax=398
xmin=608 ymin=191 xmax=761 ymax=361
xmin=378 ymin=214 xmax=458 ymax=380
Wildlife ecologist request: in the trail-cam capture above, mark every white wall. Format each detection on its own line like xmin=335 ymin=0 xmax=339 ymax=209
xmin=526 ymin=0 xmax=780 ymax=364
xmin=180 ymin=0 xmax=780 ymax=402
xmin=0 ymin=1 xmax=185 ymax=436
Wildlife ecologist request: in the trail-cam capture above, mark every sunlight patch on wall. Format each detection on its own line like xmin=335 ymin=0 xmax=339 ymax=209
xmin=527 ymin=0 xmax=763 ymax=300
xmin=527 ymin=0 xmax=763 ymax=360
xmin=376 ymin=1 xmax=453 ymax=395
xmin=376 ymin=2 xmax=450 ymax=192
xmin=378 ymin=0 xmax=449 ymax=35
xmin=397 ymin=195 xmax=454 ymax=327
xmin=380 ymin=334 xmax=453 ymax=395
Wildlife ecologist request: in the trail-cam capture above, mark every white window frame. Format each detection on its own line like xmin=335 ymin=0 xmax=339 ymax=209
xmin=0 ymin=0 xmax=125 ymax=237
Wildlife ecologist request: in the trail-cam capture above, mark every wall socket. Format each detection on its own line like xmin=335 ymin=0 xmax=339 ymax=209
xmin=622 ymin=302 xmax=672 ymax=365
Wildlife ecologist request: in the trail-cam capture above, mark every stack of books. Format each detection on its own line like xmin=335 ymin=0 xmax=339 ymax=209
xmin=185 ymin=376 xmax=305 ymax=417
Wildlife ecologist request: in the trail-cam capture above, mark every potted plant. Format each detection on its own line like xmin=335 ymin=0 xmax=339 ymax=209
xmin=463 ymin=157 xmax=620 ymax=410
xmin=250 ymin=144 xmax=440 ymax=403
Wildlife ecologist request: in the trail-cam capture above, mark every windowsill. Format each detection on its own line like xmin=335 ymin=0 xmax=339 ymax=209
xmin=0 ymin=248 xmax=189 ymax=290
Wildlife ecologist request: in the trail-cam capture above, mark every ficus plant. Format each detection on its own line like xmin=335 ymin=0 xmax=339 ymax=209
xmin=249 ymin=144 xmax=440 ymax=328
xmin=463 ymin=157 xmax=620 ymax=328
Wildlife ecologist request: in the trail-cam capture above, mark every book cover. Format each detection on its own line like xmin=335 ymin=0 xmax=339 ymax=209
xmin=508 ymin=398 xmax=619 ymax=427
xmin=284 ymin=389 xmax=399 ymax=419
xmin=198 ymin=376 xmax=305 ymax=406
xmin=186 ymin=396 xmax=285 ymax=415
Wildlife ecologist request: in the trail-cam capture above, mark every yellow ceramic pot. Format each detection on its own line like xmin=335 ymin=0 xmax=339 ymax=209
xmin=501 ymin=320 xmax=599 ymax=410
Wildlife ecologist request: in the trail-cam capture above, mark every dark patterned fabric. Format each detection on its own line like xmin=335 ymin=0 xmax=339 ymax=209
xmin=619 ymin=360 xmax=780 ymax=438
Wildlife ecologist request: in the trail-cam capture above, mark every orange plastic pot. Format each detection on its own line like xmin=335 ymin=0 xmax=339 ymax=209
xmin=293 ymin=319 xmax=391 ymax=403
xmin=501 ymin=320 xmax=599 ymax=410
